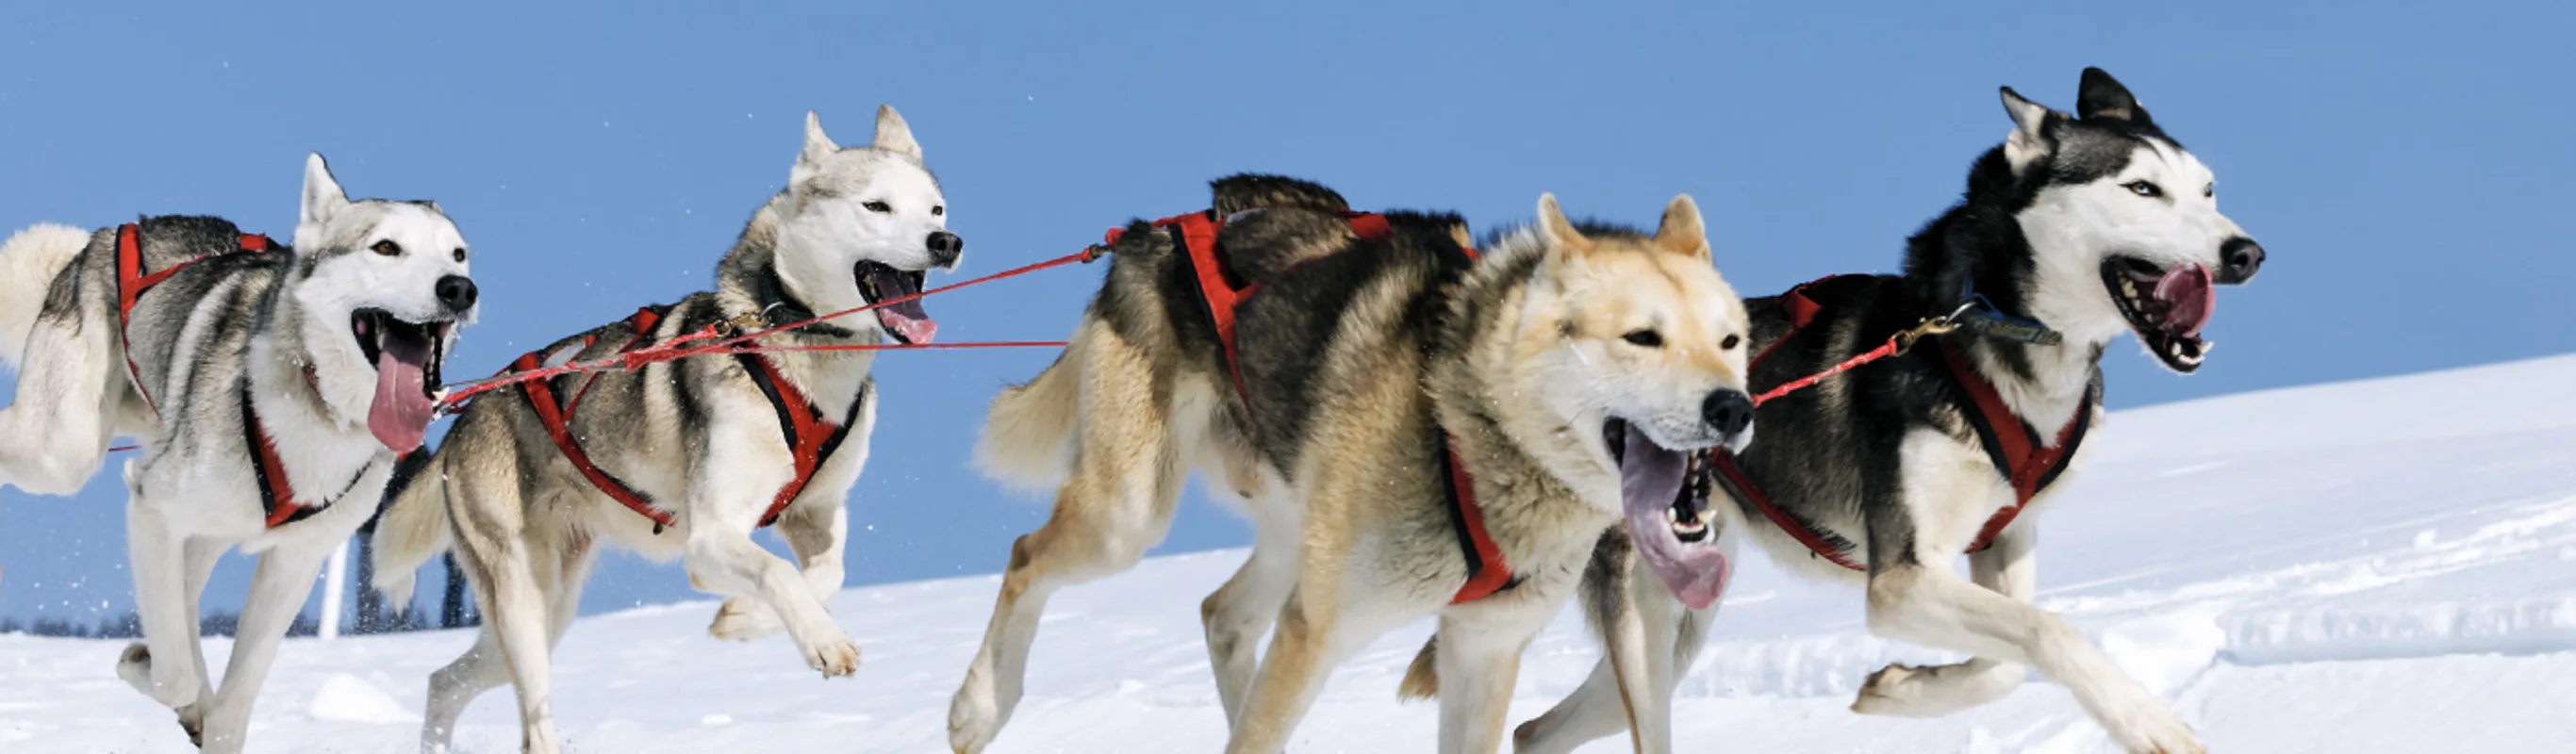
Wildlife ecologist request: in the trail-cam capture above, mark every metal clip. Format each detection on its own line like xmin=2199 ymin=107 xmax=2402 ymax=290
xmin=1892 ymin=317 xmax=1958 ymax=355
xmin=717 ymin=311 xmax=768 ymax=336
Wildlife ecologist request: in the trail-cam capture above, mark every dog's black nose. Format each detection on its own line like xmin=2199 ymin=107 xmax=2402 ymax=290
xmin=1703 ymin=389 xmax=1754 ymax=437
xmin=436 ymin=275 xmax=478 ymax=312
xmin=926 ymin=231 xmax=964 ymax=266
xmin=2218 ymin=238 xmax=2264 ymax=285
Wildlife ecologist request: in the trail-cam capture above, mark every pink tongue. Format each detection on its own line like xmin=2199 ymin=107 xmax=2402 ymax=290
xmin=879 ymin=311 xmax=937 ymax=344
xmin=2153 ymin=264 xmax=2214 ymax=337
xmin=368 ymin=350 xmax=435 ymax=453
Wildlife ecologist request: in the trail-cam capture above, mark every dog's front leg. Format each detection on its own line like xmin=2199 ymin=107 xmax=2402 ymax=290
xmin=683 ymin=456 xmax=860 ymax=679
xmin=1227 ymin=587 xmax=1386 ymax=754
xmin=1434 ymin=598 xmax=1556 ymax=754
xmin=1852 ymin=525 xmax=2036 ymax=716
xmin=1863 ymin=532 xmax=2198 ymax=752
xmin=190 ymin=544 xmax=332 ymax=753
xmin=709 ymin=497 xmax=850 ymax=642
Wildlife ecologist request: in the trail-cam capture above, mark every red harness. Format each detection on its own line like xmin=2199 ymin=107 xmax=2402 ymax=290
xmin=114 ymin=223 xmax=323 ymax=527
xmin=513 ymin=305 xmax=864 ymax=533
xmin=1711 ymin=278 xmax=2094 ymax=571
xmin=1110 ymin=211 xmax=1510 ymax=603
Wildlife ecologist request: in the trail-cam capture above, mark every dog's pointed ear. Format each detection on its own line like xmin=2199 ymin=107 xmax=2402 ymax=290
xmin=2000 ymin=87 xmax=2058 ymax=172
xmin=801 ymin=110 xmax=838 ymax=165
xmin=301 ymin=153 xmax=348 ymax=229
xmin=872 ymin=105 xmax=921 ymax=158
xmin=1652 ymin=194 xmax=1710 ymax=260
xmin=1537 ymin=193 xmax=1593 ymax=257
xmin=2075 ymin=67 xmax=2153 ymax=126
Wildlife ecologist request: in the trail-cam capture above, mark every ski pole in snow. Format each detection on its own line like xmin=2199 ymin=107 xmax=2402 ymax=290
xmin=319 ymin=539 xmax=350 ymax=640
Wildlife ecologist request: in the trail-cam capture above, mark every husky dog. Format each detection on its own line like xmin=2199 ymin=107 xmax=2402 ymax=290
xmin=948 ymin=175 xmax=1753 ymax=754
xmin=369 ymin=106 xmax=958 ymax=753
xmin=0 ymin=156 xmax=475 ymax=752
xmin=1463 ymin=69 xmax=2268 ymax=754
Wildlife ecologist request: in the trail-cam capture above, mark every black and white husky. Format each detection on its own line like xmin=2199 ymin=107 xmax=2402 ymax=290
xmin=1487 ymin=68 xmax=2269 ymax=754
xmin=0 ymin=155 xmax=477 ymax=753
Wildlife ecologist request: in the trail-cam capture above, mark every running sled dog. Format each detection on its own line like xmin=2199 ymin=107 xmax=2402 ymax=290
xmin=371 ymin=106 xmax=959 ymax=753
xmin=949 ymin=175 xmax=1753 ymax=753
xmin=1438 ymin=69 xmax=2270 ymax=754
xmin=0 ymin=156 xmax=476 ymax=752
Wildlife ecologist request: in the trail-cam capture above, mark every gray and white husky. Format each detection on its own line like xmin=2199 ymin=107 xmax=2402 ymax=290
xmin=0 ymin=155 xmax=476 ymax=753
xmin=1415 ymin=69 xmax=2268 ymax=754
xmin=369 ymin=106 xmax=959 ymax=753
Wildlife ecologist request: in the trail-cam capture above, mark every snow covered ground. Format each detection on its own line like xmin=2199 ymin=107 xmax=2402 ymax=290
xmin=5 ymin=354 xmax=2576 ymax=752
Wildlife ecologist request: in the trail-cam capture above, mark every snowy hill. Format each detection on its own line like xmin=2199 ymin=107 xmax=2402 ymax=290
xmin=5 ymin=354 xmax=2576 ymax=752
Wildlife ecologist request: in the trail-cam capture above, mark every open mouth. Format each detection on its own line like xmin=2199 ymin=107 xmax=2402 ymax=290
xmin=2102 ymin=257 xmax=2215 ymax=373
xmin=350 ymin=308 xmax=449 ymax=453
xmin=854 ymin=260 xmax=937 ymax=345
xmin=1606 ymin=419 xmax=1730 ymax=610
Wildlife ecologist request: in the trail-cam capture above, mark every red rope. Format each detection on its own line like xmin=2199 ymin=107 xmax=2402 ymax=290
xmin=103 ymin=248 xmax=1100 ymax=454
xmin=438 ymin=248 xmax=1098 ymax=411
xmin=1750 ymin=337 xmax=1902 ymax=407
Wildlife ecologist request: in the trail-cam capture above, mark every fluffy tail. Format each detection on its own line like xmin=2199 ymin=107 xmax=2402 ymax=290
xmin=0 ymin=223 xmax=91 ymax=369
xmin=370 ymin=449 xmax=454 ymax=608
xmin=1396 ymin=636 xmax=1441 ymax=701
xmin=973 ymin=334 xmax=1086 ymax=492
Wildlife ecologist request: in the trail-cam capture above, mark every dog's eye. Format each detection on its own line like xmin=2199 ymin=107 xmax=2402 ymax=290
xmin=864 ymin=201 xmax=892 ymax=214
xmin=932 ymin=205 xmax=945 ymax=216
xmin=1721 ymin=334 xmax=1742 ymax=351
xmin=2204 ymin=183 xmax=2216 ymax=199
xmin=2123 ymin=180 xmax=2164 ymax=198
xmin=371 ymin=240 xmax=403 ymax=257
xmin=1622 ymin=329 xmax=1663 ymax=348
xmin=452 ymin=248 xmax=469 ymax=263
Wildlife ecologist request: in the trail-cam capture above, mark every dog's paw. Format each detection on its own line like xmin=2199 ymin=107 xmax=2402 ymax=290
xmin=2103 ymin=702 xmax=2204 ymax=754
xmin=1850 ymin=661 xmax=2021 ymax=718
xmin=707 ymin=598 xmax=784 ymax=641
xmin=802 ymin=633 xmax=863 ymax=678
xmin=948 ymin=680 xmax=1001 ymax=754
xmin=176 ymin=707 xmax=205 ymax=747
xmin=115 ymin=643 xmax=199 ymax=709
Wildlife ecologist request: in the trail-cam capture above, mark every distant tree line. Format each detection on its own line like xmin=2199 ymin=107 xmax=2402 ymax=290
xmin=1 ymin=449 xmax=479 ymax=638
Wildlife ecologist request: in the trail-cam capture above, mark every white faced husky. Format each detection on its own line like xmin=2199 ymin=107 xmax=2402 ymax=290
xmin=0 ymin=155 xmax=476 ymax=753
xmin=369 ymin=106 xmax=959 ymax=753
xmin=1422 ymin=68 xmax=2268 ymax=754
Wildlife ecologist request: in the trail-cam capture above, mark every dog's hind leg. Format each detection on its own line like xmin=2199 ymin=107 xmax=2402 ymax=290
xmin=1515 ymin=532 xmax=1724 ymax=754
xmin=423 ymin=624 xmax=508 ymax=751
xmin=949 ymin=327 xmax=1187 ymax=754
xmin=117 ymin=486 xmax=203 ymax=711
xmin=1200 ymin=484 xmax=1297 ymax=728
xmin=1852 ymin=526 xmax=2034 ymax=717
xmin=421 ymin=528 xmax=594 ymax=751
xmin=190 ymin=544 xmax=332 ymax=754
xmin=171 ymin=536 xmax=228 ymax=743
xmin=436 ymin=432 xmax=571 ymax=754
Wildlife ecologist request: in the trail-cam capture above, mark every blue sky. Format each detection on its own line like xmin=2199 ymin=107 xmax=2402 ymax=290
xmin=1 ymin=1 xmax=2568 ymax=622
